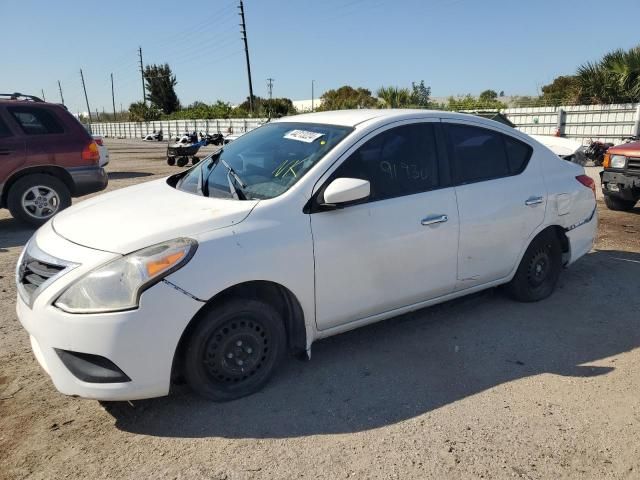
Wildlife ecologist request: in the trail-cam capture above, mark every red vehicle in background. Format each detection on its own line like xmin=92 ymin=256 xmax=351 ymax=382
xmin=0 ymin=93 xmax=107 ymax=226
xmin=601 ymin=139 xmax=640 ymax=211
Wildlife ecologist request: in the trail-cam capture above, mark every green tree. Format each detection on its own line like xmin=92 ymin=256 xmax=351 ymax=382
xmin=319 ymin=86 xmax=379 ymax=110
xmin=410 ymin=80 xmax=432 ymax=107
xmin=540 ymin=75 xmax=580 ymax=105
xmin=144 ymin=63 xmax=180 ymax=114
xmin=479 ymin=89 xmax=498 ymax=102
xmin=446 ymin=94 xmax=506 ymax=111
xmin=576 ymin=46 xmax=640 ymax=103
xmin=377 ymin=86 xmax=412 ymax=108
xmin=128 ymin=101 xmax=161 ymax=121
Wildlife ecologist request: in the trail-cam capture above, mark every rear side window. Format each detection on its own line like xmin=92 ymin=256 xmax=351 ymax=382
xmin=332 ymin=123 xmax=439 ymax=201
xmin=8 ymin=107 xmax=64 ymax=135
xmin=504 ymin=135 xmax=533 ymax=173
xmin=0 ymin=116 xmax=11 ymax=137
xmin=446 ymin=124 xmax=532 ymax=184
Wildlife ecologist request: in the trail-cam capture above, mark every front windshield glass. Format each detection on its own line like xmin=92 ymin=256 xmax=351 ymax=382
xmin=175 ymin=122 xmax=352 ymax=200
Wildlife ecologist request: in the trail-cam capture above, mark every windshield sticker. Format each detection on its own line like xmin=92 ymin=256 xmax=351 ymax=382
xmin=283 ymin=129 xmax=325 ymax=143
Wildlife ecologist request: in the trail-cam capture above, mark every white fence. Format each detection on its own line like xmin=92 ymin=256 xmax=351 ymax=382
xmin=90 ymin=118 xmax=268 ymax=139
xmin=90 ymin=103 xmax=640 ymax=145
xmin=503 ymin=103 xmax=640 ymax=144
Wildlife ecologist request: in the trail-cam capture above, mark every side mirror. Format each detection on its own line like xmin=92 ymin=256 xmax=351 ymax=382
xmin=322 ymin=178 xmax=370 ymax=206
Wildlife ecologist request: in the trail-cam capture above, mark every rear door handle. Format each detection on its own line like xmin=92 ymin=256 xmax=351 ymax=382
xmin=421 ymin=214 xmax=448 ymax=226
xmin=525 ymin=196 xmax=544 ymax=206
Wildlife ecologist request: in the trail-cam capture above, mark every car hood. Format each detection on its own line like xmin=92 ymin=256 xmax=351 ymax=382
xmin=52 ymin=179 xmax=258 ymax=254
xmin=608 ymin=140 xmax=640 ymax=157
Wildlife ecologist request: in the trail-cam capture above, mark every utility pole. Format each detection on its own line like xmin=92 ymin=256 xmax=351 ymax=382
xmin=311 ymin=80 xmax=315 ymax=112
xmin=41 ymin=89 xmax=46 ymax=101
xmin=111 ymin=73 xmax=117 ymax=121
xmin=138 ymin=46 xmax=146 ymax=105
xmin=238 ymin=1 xmax=254 ymax=115
xmin=80 ymin=69 xmax=92 ymax=123
xmin=267 ymin=77 xmax=274 ymax=119
xmin=58 ymin=80 xmax=65 ymax=105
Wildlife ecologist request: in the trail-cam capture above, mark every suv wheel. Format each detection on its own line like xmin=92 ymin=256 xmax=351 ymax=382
xmin=604 ymin=195 xmax=636 ymax=211
xmin=7 ymin=174 xmax=71 ymax=226
xmin=505 ymin=230 xmax=562 ymax=302
xmin=184 ymin=299 xmax=286 ymax=402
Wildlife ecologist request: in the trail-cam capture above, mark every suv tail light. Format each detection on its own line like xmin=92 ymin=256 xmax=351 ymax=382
xmin=94 ymin=137 xmax=104 ymax=146
xmin=82 ymin=141 xmax=100 ymax=163
xmin=576 ymin=175 xmax=596 ymax=197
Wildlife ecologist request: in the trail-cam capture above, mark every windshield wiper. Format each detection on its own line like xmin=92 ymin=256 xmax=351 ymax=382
xmin=200 ymin=150 xmax=223 ymax=197
xmin=220 ymin=158 xmax=248 ymax=200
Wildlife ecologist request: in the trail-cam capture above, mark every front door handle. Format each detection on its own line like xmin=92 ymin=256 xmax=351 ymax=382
xmin=525 ymin=196 xmax=544 ymax=206
xmin=421 ymin=214 xmax=448 ymax=226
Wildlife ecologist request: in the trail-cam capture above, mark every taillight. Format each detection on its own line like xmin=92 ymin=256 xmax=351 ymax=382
xmin=82 ymin=141 xmax=100 ymax=163
xmin=602 ymin=153 xmax=610 ymax=168
xmin=576 ymin=174 xmax=596 ymax=197
xmin=94 ymin=137 xmax=104 ymax=146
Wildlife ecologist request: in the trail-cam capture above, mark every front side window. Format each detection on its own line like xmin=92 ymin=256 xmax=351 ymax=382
xmin=446 ymin=123 xmax=532 ymax=184
xmin=175 ymin=122 xmax=352 ymax=200
xmin=8 ymin=107 xmax=64 ymax=135
xmin=330 ymin=123 xmax=439 ymax=202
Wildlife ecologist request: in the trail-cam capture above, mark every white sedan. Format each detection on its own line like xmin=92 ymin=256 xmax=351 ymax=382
xmin=16 ymin=110 xmax=597 ymax=402
xmin=92 ymin=135 xmax=109 ymax=167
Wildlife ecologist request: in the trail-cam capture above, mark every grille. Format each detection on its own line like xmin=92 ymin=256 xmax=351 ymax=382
xmin=627 ymin=157 xmax=640 ymax=172
xmin=17 ymin=249 xmax=72 ymax=306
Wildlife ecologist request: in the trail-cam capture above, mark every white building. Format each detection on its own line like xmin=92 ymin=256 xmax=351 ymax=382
xmin=293 ymin=98 xmax=323 ymax=113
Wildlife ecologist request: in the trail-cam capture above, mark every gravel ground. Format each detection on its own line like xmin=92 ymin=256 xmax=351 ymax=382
xmin=1 ymin=140 xmax=639 ymax=480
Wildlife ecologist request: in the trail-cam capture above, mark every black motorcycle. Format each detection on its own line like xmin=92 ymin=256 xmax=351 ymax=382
xmin=585 ymin=139 xmax=614 ymax=166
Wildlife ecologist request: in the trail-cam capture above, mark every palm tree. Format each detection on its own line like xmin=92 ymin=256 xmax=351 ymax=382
xmin=377 ymin=86 xmax=412 ymax=108
xmin=577 ymin=46 xmax=640 ymax=103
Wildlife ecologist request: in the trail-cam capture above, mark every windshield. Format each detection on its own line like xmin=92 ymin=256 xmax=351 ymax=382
xmin=175 ymin=122 xmax=353 ymax=200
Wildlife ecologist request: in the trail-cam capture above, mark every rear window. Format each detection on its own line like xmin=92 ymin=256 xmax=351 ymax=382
xmin=8 ymin=107 xmax=64 ymax=135
xmin=0 ymin=116 xmax=11 ymax=137
xmin=504 ymin=135 xmax=533 ymax=173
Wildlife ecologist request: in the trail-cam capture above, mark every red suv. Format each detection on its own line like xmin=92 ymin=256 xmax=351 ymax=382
xmin=0 ymin=93 xmax=108 ymax=226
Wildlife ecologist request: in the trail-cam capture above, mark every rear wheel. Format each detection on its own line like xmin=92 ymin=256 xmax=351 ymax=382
xmin=167 ymin=156 xmax=176 ymax=166
xmin=505 ymin=230 xmax=562 ymax=302
xmin=177 ymin=157 xmax=189 ymax=167
xmin=604 ymin=195 xmax=636 ymax=211
xmin=184 ymin=299 xmax=286 ymax=402
xmin=7 ymin=174 xmax=71 ymax=226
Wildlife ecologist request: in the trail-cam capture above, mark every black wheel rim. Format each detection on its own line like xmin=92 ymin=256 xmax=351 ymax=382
xmin=527 ymin=247 xmax=551 ymax=288
xmin=202 ymin=317 xmax=270 ymax=385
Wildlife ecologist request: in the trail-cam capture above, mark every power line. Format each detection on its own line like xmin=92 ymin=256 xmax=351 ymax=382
xmin=238 ymin=0 xmax=254 ymax=114
xmin=58 ymin=80 xmax=65 ymax=105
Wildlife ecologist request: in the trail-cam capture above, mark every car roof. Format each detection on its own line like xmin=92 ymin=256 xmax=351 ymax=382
xmin=275 ymin=109 xmax=504 ymax=128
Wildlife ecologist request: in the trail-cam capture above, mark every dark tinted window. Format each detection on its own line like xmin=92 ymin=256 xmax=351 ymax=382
xmin=331 ymin=123 xmax=439 ymax=201
xmin=8 ymin=107 xmax=64 ymax=135
xmin=447 ymin=124 xmax=509 ymax=184
xmin=0 ymin=117 xmax=11 ymax=137
xmin=504 ymin=135 xmax=532 ymax=173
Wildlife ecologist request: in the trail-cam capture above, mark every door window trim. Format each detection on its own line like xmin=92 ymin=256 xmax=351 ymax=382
xmin=305 ymin=118 xmax=451 ymax=213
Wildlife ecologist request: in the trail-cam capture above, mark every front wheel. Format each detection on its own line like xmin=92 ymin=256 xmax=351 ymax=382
xmin=505 ymin=231 xmax=562 ymax=302
xmin=184 ymin=299 xmax=286 ymax=402
xmin=7 ymin=174 xmax=71 ymax=226
xmin=604 ymin=195 xmax=636 ymax=211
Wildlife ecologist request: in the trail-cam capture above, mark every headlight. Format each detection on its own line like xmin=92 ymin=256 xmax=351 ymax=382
xmin=610 ymin=155 xmax=626 ymax=168
xmin=55 ymin=238 xmax=197 ymax=314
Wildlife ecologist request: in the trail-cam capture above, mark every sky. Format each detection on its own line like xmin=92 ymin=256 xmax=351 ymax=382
xmin=2 ymin=0 xmax=639 ymax=115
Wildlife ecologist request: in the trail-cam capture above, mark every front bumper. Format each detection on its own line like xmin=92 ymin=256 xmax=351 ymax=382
xmin=15 ymin=229 xmax=203 ymax=401
xmin=601 ymin=170 xmax=640 ymax=200
xmin=68 ymin=166 xmax=108 ymax=197
xmin=17 ymin=281 xmax=202 ymax=400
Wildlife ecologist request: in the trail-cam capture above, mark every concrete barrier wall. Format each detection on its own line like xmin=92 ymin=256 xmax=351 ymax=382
xmin=90 ymin=118 xmax=268 ymax=139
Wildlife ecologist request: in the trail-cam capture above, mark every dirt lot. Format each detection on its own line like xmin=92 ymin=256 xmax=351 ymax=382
xmin=1 ymin=140 xmax=639 ymax=480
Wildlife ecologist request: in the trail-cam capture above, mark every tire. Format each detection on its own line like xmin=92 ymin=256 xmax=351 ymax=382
xmin=167 ymin=156 xmax=176 ymax=166
xmin=191 ymin=156 xmax=200 ymax=165
xmin=184 ymin=299 xmax=286 ymax=402
xmin=604 ymin=195 xmax=636 ymax=211
xmin=177 ymin=157 xmax=189 ymax=167
xmin=505 ymin=231 xmax=562 ymax=303
xmin=7 ymin=174 xmax=71 ymax=226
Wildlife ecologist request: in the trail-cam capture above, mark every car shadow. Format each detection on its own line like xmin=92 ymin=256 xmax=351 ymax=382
xmin=0 ymin=217 xmax=34 ymax=251
xmin=98 ymin=249 xmax=640 ymax=439
xmin=108 ymin=172 xmax=154 ymax=180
